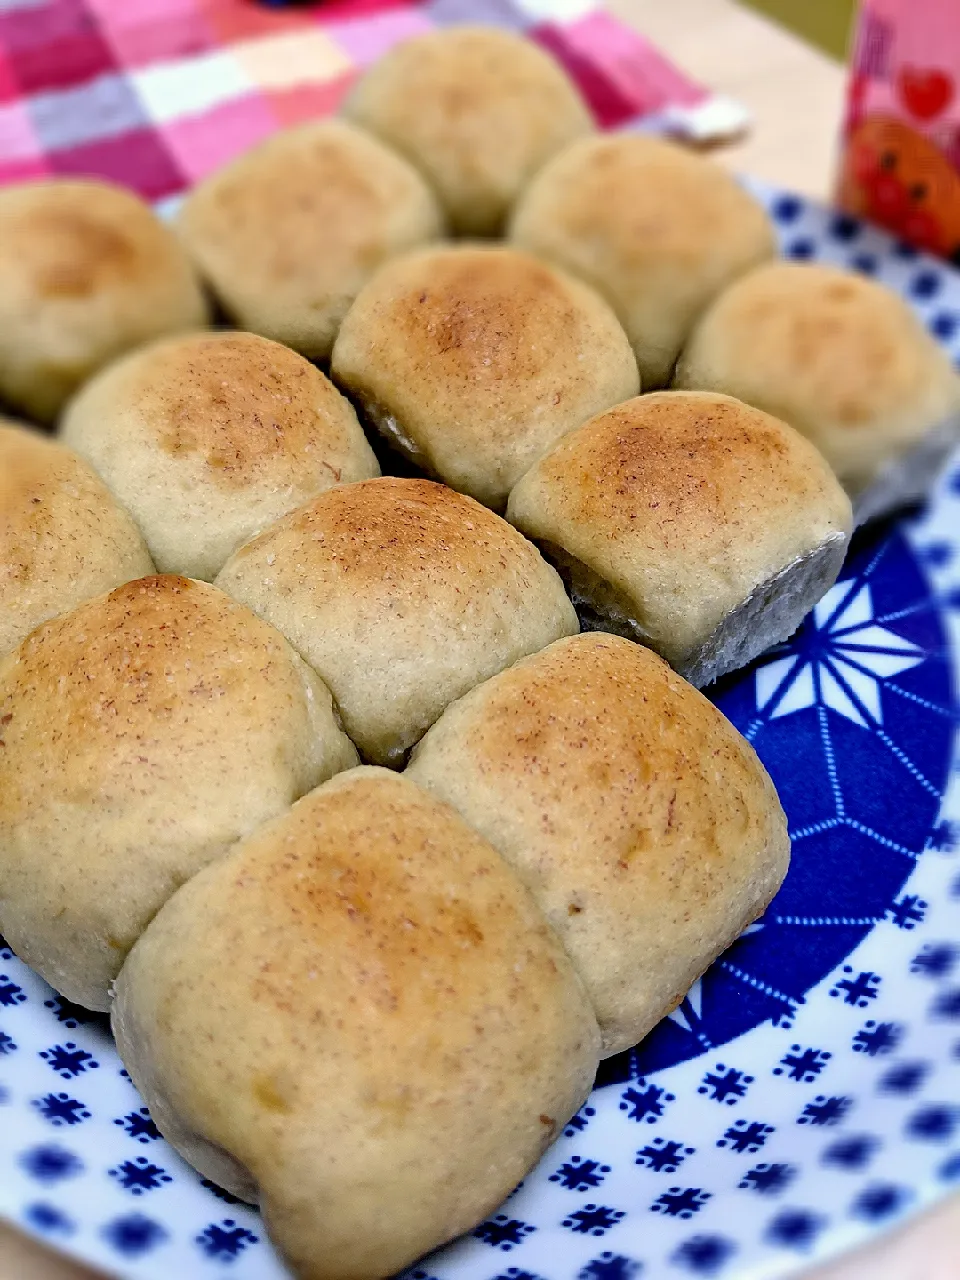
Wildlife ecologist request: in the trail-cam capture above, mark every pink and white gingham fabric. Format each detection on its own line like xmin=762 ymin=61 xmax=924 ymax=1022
xmin=0 ymin=0 xmax=745 ymax=208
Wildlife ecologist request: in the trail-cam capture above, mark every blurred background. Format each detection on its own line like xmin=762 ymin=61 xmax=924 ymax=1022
xmin=743 ymin=0 xmax=855 ymax=59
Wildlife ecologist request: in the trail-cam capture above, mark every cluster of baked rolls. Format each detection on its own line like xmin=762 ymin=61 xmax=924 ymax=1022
xmin=0 ymin=21 xmax=957 ymax=1280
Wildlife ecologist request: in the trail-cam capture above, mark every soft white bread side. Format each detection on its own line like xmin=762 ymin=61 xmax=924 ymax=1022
xmin=0 ymin=575 xmax=357 ymax=1009
xmin=0 ymin=421 xmax=154 ymax=656
xmin=674 ymin=260 xmax=960 ymax=517
xmin=510 ymin=133 xmax=776 ymax=388
xmin=112 ymin=767 xmax=601 ymax=1280
xmin=61 ymin=331 xmax=379 ymax=580
xmin=0 ymin=178 xmax=208 ymax=423
xmin=407 ymin=633 xmax=790 ymax=1056
xmin=342 ymin=26 xmax=594 ymax=236
xmin=331 ymin=244 xmax=639 ymax=511
xmin=507 ymin=392 xmax=852 ymax=686
xmin=215 ymin=478 xmax=578 ymax=765
xmin=178 ymin=120 xmax=444 ymax=361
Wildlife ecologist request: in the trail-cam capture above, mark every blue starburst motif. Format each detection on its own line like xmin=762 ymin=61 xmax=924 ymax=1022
xmin=619 ymin=1082 xmax=674 ymax=1124
xmin=113 ymin=1107 xmax=161 ymax=1144
xmin=852 ymin=1021 xmax=904 ymax=1056
xmin=887 ymin=896 xmax=928 ymax=930
xmin=473 ymin=1215 xmax=536 ymax=1251
xmin=830 ymin=968 xmax=881 ymax=1007
xmin=0 ymin=974 xmax=26 ymax=1007
xmin=698 ymin=1065 xmax=753 ymax=1105
xmin=773 ymin=1046 xmax=831 ymax=1082
xmin=39 ymin=1043 xmax=98 ymax=1080
xmin=31 ymin=1094 xmax=90 ymax=1127
xmin=549 ymin=1156 xmax=611 ymax=1192
xmin=195 ymin=1219 xmax=259 ymax=1260
xmin=753 ymin=581 xmax=924 ymax=728
xmin=109 ymin=1157 xmax=173 ymax=1196
xmin=716 ymin=1121 xmax=774 ymax=1154
xmin=635 ymin=1138 xmax=695 ymax=1173
xmin=565 ymin=1105 xmax=596 ymax=1136
xmin=650 ymin=1188 xmax=711 ymax=1219
xmin=798 ymin=1096 xmax=853 ymax=1127
xmin=561 ymin=1204 xmax=625 ymax=1237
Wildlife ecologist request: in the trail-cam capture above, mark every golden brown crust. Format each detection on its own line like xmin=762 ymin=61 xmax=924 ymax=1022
xmin=0 ymin=179 xmax=209 ymax=423
xmin=178 ymin=120 xmax=444 ymax=361
xmin=0 ymin=422 xmax=155 ymax=655
xmin=510 ymin=133 xmax=776 ymax=388
xmin=407 ymin=633 xmax=790 ymax=1055
xmin=343 ymin=26 xmax=594 ymax=235
xmin=60 ymin=331 xmax=379 ymax=580
xmin=506 ymin=392 xmax=852 ymax=674
xmin=673 ymin=260 xmax=960 ymax=494
xmin=331 ymin=244 xmax=639 ymax=509
xmin=216 ymin=477 xmax=578 ymax=765
xmin=112 ymin=767 xmax=599 ymax=1280
xmin=0 ymin=575 xmax=357 ymax=1009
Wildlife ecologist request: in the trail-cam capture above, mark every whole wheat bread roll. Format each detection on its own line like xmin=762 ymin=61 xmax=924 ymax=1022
xmin=113 ymin=767 xmax=600 ymax=1280
xmin=342 ymin=26 xmax=594 ymax=236
xmin=0 ymin=422 xmax=154 ymax=655
xmin=507 ymin=392 xmax=852 ymax=686
xmin=407 ymin=633 xmax=790 ymax=1056
xmin=0 ymin=179 xmax=208 ymax=424
xmin=61 ymin=332 xmax=379 ymax=580
xmin=673 ymin=260 xmax=960 ymax=520
xmin=510 ymin=134 xmax=776 ymax=388
xmin=331 ymin=244 xmax=639 ymax=509
xmin=215 ymin=477 xmax=578 ymax=765
xmin=0 ymin=575 xmax=357 ymax=1009
xmin=178 ymin=120 xmax=444 ymax=361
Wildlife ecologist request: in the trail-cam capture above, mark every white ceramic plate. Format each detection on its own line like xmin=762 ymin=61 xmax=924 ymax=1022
xmin=2 ymin=189 xmax=960 ymax=1280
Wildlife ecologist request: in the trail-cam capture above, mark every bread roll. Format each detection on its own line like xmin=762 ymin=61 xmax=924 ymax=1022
xmin=407 ymin=634 xmax=789 ymax=1057
xmin=215 ymin=478 xmax=578 ymax=765
xmin=113 ymin=767 xmax=600 ymax=1280
xmin=673 ymin=260 xmax=960 ymax=520
xmin=0 ymin=179 xmax=208 ymax=424
xmin=0 ymin=422 xmax=154 ymax=655
xmin=331 ymin=245 xmax=639 ymax=509
xmin=0 ymin=575 xmax=357 ymax=1009
xmin=178 ymin=120 xmax=443 ymax=361
xmin=510 ymin=134 xmax=776 ymax=388
xmin=60 ymin=332 xmax=379 ymax=581
xmin=342 ymin=26 xmax=594 ymax=236
xmin=507 ymin=392 xmax=852 ymax=687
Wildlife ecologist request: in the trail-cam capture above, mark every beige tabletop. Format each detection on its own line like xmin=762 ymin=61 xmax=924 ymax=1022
xmin=2 ymin=0 xmax=959 ymax=1277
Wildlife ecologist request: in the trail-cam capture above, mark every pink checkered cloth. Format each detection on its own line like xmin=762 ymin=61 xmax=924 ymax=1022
xmin=0 ymin=0 xmax=746 ymax=208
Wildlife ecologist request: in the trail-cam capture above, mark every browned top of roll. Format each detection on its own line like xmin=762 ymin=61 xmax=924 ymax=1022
xmin=0 ymin=421 xmax=154 ymax=655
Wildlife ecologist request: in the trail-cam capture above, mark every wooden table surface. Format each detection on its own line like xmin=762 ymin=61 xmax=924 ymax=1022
xmin=2 ymin=0 xmax=958 ymax=1276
